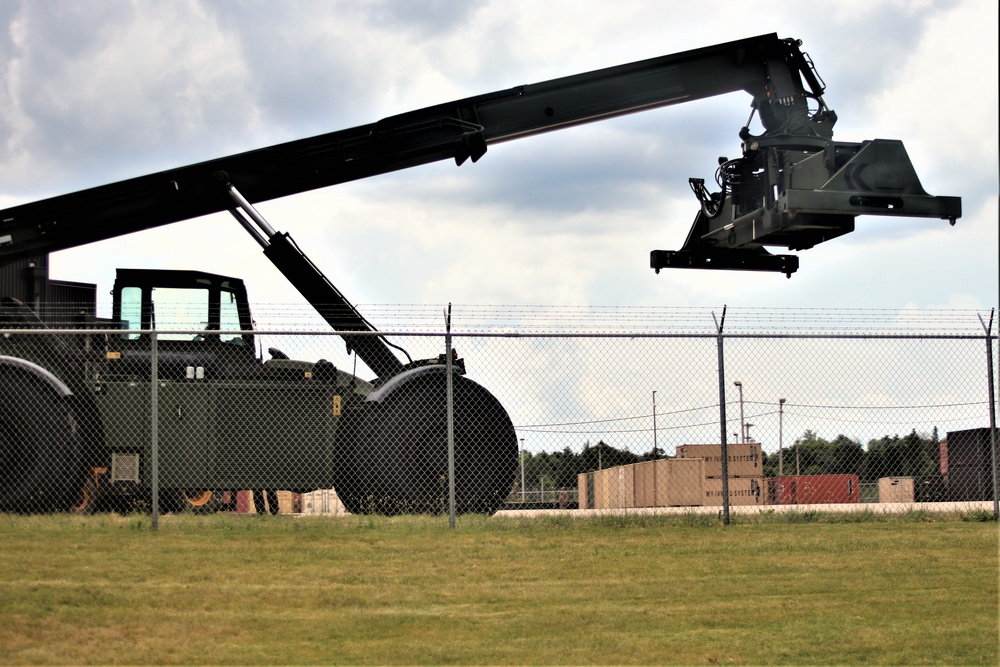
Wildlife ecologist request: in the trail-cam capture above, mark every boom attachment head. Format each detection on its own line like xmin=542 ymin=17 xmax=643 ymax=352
xmin=651 ymin=138 xmax=961 ymax=277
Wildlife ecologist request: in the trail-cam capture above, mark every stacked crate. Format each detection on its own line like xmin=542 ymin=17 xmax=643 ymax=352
xmin=676 ymin=443 xmax=764 ymax=506
xmin=300 ymin=488 xmax=349 ymax=514
xmin=579 ymin=458 xmax=704 ymax=510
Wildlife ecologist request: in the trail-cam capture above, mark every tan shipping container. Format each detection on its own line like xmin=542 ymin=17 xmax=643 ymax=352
xmin=703 ymin=476 xmax=764 ymax=506
xmin=592 ymin=464 xmax=636 ymax=509
xmin=655 ymin=457 xmax=705 ymax=506
xmin=614 ymin=464 xmax=636 ymax=509
xmin=676 ymin=443 xmax=763 ymax=477
xmin=634 ymin=461 xmax=657 ymax=507
xmin=590 ymin=459 xmax=706 ymax=509
xmin=878 ymin=477 xmax=915 ymax=503
xmin=593 ymin=468 xmax=609 ymax=509
xmin=577 ymin=472 xmax=591 ymax=510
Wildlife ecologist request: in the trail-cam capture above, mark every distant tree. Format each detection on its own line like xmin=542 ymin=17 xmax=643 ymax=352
xmin=760 ymin=428 xmax=944 ymax=501
xmin=862 ymin=429 xmax=944 ymax=501
xmin=520 ymin=441 xmax=639 ymax=492
xmin=763 ymin=430 xmax=863 ymax=477
xmin=546 ymin=447 xmax=584 ymax=489
xmin=641 ymin=445 xmax=666 ymax=461
xmin=581 ymin=440 xmax=640 ymax=472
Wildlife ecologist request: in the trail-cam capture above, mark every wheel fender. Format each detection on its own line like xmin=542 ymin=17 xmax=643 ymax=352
xmin=0 ymin=354 xmax=83 ymax=513
xmin=344 ymin=364 xmax=517 ymax=515
xmin=0 ymin=355 xmax=74 ymax=398
xmin=366 ymin=365 xmax=453 ymax=404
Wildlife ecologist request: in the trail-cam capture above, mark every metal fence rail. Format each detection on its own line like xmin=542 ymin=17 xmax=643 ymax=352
xmin=1 ymin=306 xmax=996 ymax=525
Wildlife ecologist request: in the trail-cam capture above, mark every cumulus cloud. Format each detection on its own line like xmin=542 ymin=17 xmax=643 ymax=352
xmin=1 ymin=0 xmax=996 ymax=317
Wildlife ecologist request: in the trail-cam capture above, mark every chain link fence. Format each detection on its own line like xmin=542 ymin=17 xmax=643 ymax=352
xmin=1 ymin=304 xmax=997 ymax=523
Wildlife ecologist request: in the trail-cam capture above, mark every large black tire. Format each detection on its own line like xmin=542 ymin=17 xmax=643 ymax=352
xmin=339 ymin=371 xmax=517 ymax=515
xmin=0 ymin=360 xmax=85 ymax=513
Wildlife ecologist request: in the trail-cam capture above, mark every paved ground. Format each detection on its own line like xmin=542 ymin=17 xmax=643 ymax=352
xmin=493 ymin=501 xmax=996 ymax=519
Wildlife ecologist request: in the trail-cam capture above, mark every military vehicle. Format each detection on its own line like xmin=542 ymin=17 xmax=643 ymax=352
xmin=0 ymin=34 xmax=959 ymax=514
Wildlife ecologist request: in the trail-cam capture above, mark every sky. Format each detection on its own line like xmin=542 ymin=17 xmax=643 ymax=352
xmin=0 ymin=0 xmax=996 ymax=457
xmin=0 ymin=0 xmax=997 ymax=320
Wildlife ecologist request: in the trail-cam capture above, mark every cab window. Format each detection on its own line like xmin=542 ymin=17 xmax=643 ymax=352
xmin=120 ymin=286 xmax=142 ymax=340
xmin=151 ymin=286 xmax=210 ymax=341
xmin=219 ymin=290 xmax=245 ymax=345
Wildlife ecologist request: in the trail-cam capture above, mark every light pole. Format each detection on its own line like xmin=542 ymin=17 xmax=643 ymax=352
xmin=778 ymin=398 xmax=786 ymax=477
xmin=519 ymin=437 xmax=525 ymax=503
xmin=796 ymin=436 xmax=801 ymax=477
xmin=652 ymin=390 xmax=658 ymax=458
xmin=733 ymin=381 xmax=745 ymax=443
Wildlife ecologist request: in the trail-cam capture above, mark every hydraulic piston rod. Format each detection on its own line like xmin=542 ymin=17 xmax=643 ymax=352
xmin=225 ymin=181 xmax=406 ymax=380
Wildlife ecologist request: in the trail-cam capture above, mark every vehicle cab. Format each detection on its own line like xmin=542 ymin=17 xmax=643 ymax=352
xmin=107 ymin=268 xmax=257 ymax=381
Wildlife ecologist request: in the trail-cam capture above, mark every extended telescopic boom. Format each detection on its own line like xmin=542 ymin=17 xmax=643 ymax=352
xmin=0 ymin=34 xmax=830 ymax=262
xmin=0 ymin=33 xmax=960 ymax=369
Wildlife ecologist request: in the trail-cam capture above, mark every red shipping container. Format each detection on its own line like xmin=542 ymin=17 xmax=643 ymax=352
xmin=768 ymin=474 xmax=860 ymax=505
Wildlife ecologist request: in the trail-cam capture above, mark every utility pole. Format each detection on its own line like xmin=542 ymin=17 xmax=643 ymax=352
xmin=733 ymin=380 xmax=745 ymax=443
xmin=519 ymin=437 xmax=525 ymax=503
xmin=778 ymin=398 xmax=786 ymax=476
xmin=652 ymin=390 xmax=658 ymax=457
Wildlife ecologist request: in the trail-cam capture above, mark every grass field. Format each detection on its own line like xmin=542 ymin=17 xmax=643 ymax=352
xmin=0 ymin=510 xmax=996 ymax=665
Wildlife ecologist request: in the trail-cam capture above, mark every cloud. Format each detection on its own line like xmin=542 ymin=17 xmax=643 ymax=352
xmin=1 ymin=0 xmax=257 ymax=193
xmin=2 ymin=0 xmax=997 ymax=319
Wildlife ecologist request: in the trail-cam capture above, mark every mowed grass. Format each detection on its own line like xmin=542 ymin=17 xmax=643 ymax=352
xmin=0 ymin=511 xmax=996 ymax=665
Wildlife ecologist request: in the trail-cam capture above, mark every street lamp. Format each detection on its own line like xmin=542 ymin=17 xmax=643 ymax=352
xmin=778 ymin=398 xmax=786 ymax=477
xmin=652 ymin=390 xmax=658 ymax=458
xmin=733 ymin=381 xmax=745 ymax=443
xmin=519 ymin=437 xmax=525 ymax=503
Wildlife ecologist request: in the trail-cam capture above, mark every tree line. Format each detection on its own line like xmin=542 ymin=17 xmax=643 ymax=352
xmin=518 ymin=429 xmax=944 ymax=502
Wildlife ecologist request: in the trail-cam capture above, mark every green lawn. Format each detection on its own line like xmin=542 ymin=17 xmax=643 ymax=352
xmin=0 ymin=512 xmax=996 ymax=665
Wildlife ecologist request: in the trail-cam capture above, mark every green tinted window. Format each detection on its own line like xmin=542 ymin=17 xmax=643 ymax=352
xmin=120 ymin=286 xmax=142 ymax=340
xmin=151 ymin=287 xmax=209 ymax=341
xmin=220 ymin=290 xmax=244 ymax=344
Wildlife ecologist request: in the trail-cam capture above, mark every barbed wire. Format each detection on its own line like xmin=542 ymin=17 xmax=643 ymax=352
xmin=87 ymin=302 xmax=996 ymax=335
xmin=515 ymin=400 xmax=993 ymax=433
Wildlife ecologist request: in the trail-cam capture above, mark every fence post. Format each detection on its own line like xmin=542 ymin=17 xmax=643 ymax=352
xmin=978 ymin=310 xmax=998 ymax=520
xmin=445 ymin=304 xmax=456 ymax=528
xmin=713 ymin=307 xmax=731 ymax=526
xmin=150 ymin=330 xmax=159 ymax=531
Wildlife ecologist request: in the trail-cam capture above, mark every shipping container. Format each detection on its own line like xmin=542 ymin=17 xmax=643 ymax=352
xmin=655 ymin=458 xmax=705 ymax=506
xmin=577 ymin=472 xmax=590 ymax=510
xmin=631 ymin=459 xmax=706 ymax=507
xmin=676 ymin=443 xmax=762 ymax=478
xmin=592 ymin=465 xmax=636 ymax=510
xmin=704 ymin=476 xmax=764 ymax=506
xmin=634 ymin=461 xmax=657 ymax=507
xmin=593 ymin=468 xmax=610 ymax=509
xmin=878 ymin=477 xmax=915 ymax=503
xmin=584 ymin=459 xmax=706 ymax=509
xmin=943 ymin=428 xmax=999 ymax=501
xmin=768 ymin=474 xmax=860 ymax=505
